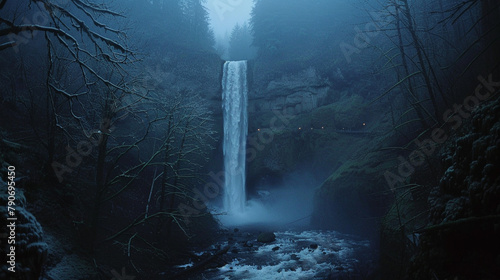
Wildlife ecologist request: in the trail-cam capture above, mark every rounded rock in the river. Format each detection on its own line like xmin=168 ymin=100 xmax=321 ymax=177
xmin=257 ymin=232 xmax=276 ymax=243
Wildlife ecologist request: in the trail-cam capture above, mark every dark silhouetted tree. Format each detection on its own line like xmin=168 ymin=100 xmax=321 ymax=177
xmin=182 ymin=0 xmax=215 ymax=50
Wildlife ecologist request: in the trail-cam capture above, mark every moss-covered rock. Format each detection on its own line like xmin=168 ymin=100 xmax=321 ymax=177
xmin=328 ymin=93 xmax=365 ymax=129
xmin=246 ymin=89 xmax=386 ymax=188
xmin=407 ymin=94 xmax=500 ymax=279
xmin=311 ymin=152 xmax=394 ymax=236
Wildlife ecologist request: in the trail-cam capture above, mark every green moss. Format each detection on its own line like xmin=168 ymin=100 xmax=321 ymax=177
xmin=311 ymin=148 xmax=398 ymax=235
xmin=311 ymin=104 xmax=336 ymax=129
xmin=318 ymin=154 xmax=384 ymax=198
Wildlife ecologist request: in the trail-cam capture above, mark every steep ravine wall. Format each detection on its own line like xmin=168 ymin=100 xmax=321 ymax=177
xmin=176 ymin=57 xmax=394 ymax=240
xmin=245 ymin=60 xmax=395 ymax=235
xmin=406 ymin=94 xmax=500 ymax=279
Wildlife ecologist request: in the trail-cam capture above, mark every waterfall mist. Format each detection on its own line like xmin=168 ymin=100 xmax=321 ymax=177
xmin=221 ymin=62 xmax=316 ymax=228
xmin=219 ymin=171 xmax=317 ymax=228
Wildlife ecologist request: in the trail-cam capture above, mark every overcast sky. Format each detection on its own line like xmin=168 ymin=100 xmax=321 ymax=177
xmin=205 ymin=0 xmax=254 ymax=41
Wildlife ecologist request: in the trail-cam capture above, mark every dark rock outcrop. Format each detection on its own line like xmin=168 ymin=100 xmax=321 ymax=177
xmin=311 ymin=152 xmax=394 ymax=237
xmin=257 ymin=232 xmax=276 ymax=243
xmin=249 ymin=67 xmax=332 ymax=115
xmin=408 ymin=94 xmax=500 ymax=279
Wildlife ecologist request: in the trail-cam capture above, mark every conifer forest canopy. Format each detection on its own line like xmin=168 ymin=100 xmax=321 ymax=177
xmin=0 ymin=0 xmax=499 ymax=279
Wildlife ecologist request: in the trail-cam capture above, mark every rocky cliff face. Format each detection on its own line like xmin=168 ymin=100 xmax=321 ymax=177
xmin=245 ymin=59 xmax=395 ymax=233
xmin=248 ymin=66 xmax=332 ymax=115
xmin=408 ymin=94 xmax=500 ymax=279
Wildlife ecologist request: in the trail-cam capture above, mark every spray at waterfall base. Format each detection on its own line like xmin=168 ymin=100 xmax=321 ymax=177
xmin=177 ymin=61 xmax=315 ymax=227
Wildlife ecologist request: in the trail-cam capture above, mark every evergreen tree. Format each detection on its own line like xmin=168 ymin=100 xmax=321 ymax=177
xmin=127 ymin=0 xmax=184 ymax=52
xmin=127 ymin=0 xmax=214 ymax=52
xmin=182 ymin=0 xmax=215 ymax=51
xmin=228 ymin=23 xmax=257 ymax=61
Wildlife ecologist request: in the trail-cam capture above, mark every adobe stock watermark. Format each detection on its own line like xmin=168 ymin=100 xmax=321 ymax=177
xmin=384 ymin=74 xmax=500 ymax=191
xmin=178 ymin=107 xmax=295 ymax=224
xmin=340 ymin=8 xmax=392 ymax=64
xmin=209 ymin=0 xmax=245 ymax=21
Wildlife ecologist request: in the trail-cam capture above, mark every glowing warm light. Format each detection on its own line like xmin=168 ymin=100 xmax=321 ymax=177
xmin=299 ymin=127 xmax=302 ymax=130
xmin=258 ymin=128 xmax=261 ymax=131
xmin=363 ymin=123 xmax=366 ymax=126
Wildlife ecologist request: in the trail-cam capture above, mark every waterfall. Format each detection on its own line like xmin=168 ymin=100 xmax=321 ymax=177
xmin=222 ymin=61 xmax=248 ymax=214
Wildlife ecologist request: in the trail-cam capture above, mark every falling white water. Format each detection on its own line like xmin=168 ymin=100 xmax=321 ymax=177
xmin=222 ymin=61 xmax=248 ymax=214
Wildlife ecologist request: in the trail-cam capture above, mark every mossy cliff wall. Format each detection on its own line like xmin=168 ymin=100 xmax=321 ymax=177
xmin=246 ymin=60 xmax=396 ymax=238
xmin=405 ymin=94 xmax=500 ymax=279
